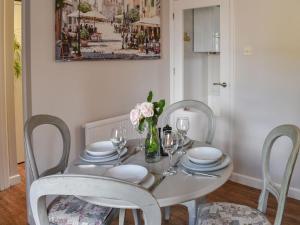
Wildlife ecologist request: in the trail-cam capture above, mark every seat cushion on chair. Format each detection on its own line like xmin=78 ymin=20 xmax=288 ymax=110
xmin=48 ymin=196 xmax=113 ymax=225
xmin=197 ymin=202 xmax=271 ymax=225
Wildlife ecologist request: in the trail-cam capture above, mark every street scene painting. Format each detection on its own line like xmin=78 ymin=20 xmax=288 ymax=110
xmin=55 ymin=0 xmax=161 ymax=61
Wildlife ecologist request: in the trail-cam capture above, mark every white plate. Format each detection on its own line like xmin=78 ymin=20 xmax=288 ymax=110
xmin=85 ymin=141 xmax=117 ymax=157
xmin=181 ymin=154 xmax=231 ymax=172
xmin=80 ymin=148 xmax=127 ymax=163
xmin=104 ymin=165 xmax=148 ymax=184
xmin=187 ymin=147 xmax=223 ymax=164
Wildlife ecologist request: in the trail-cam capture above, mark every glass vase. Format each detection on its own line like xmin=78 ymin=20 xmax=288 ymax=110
xmin=145 ymin=122 xmax=161 ymax=163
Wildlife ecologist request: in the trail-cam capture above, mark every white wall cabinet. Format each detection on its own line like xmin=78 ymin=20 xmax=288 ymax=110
xmin=193 ymin=6 xmax=220 ymax=53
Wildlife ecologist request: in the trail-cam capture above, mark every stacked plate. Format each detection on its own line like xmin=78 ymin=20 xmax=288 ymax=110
xmin=180 ymin=146 xmax=231 ymax=172
xmin=80 ymin=141 xmax=128 ymax=163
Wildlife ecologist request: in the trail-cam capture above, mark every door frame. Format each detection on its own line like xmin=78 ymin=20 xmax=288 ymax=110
xmin=22 ymin=0 xmax=33 ymax=224
xmin=169 ymin=0 xmax=236 ymax=103
xmin=0 ymin=0 xmax=24 ymax=190
xmin=169 ymin=0 xmax=236 ymax=155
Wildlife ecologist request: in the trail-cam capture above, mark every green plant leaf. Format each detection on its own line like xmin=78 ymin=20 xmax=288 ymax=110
xmin=78 ymin=1 xmax=92 ymax=13
xmin=158 ymin=99 xmax=165 ymax=108
xmin=13 ymin=36 xmax=22 ymax=78
xmin=157 ymin=99 xmax=165 ymax=116
xmin=127 ymin=8 xmax=140 ymax=23
xmin=147 ymin=91 xmax=153 ymax=102
xmin=138 ymin=118 xmax=145 ymax=132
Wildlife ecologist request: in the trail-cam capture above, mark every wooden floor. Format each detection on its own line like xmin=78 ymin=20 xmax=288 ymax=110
xmin=1 ymin=164 xmax=300 ymax=225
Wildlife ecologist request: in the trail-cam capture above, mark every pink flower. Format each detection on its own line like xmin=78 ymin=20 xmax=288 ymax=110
xmin=130 ymin=105 xmax=142 ymax=126
xmin=140 ymin=102 xmax=154 ymax=118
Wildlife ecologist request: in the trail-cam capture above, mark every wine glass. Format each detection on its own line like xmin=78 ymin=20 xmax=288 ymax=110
xmin=110 ymin=127 xmax=127 ymax=166
xmin=162 ymin=130 xmax=179 ymax=176
xmin=176 ymin=117 xmax=190 ymax=152
xmin=135 ymin=122 xmax=147 ymax=151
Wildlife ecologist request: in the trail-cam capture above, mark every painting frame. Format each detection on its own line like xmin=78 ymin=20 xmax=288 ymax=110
xmin=55 ymin=0 xmax=161 ymax=61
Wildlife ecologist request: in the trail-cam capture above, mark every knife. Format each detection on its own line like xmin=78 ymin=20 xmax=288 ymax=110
xmin=181 ymin=168 xmax=220 ymax=178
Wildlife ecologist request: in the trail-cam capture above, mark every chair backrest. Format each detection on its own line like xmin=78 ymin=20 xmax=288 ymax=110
xmin=257 ymin=124 xmax=300 ymax=225
xmin=30 ymin=174 xmax=161 ymax=225
xmin=24 ymin=114 xmax=71 ymax=180
xmin=160 ymin=100 xmax=216 ymax=144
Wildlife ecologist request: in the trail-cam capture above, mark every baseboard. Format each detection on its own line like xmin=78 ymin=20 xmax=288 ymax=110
xmin=9 ymin=174 xmax=21 ymax=186
xmin=230 ymin=172 xmax=300 ymax=201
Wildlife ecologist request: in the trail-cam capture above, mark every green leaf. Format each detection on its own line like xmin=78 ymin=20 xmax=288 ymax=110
xmin=138 ymin=118 xmax=145 ymax=132
xmin=157 ymin=99 xmax=165 ymax=116
xmin=158 ymin=99 xmax=165 ymax=108
xmin=13 ymin=36 xmax=22 ymax=78
xmin=147 ymin=91 xmax=153 ymax=102
xmin=78 ymin=2 xmax=92 ymax=13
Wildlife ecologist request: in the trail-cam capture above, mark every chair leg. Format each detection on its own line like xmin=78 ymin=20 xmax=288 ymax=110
xmin=119 ymin=209 xmax=126 ymax=225
xmin=132 ymin=209 xmax=142 ymax=225
xmin=163 ymin=207 xmax=171 ymax=221
xmin=181 ymin=197 xmax=206 ymax=225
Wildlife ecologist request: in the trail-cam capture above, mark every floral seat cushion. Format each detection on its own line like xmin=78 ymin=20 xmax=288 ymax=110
xmin=48 ymin=196 xmax=113 ymax=225
xmin=197 ymin=202 xmax=271 ymax=225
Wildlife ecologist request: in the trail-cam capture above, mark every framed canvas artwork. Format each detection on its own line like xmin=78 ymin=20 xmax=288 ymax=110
xmin=55 ymin=0 xmax=161 ymax=61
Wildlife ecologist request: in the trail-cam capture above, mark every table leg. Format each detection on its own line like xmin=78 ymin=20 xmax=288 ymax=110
xmin=164 ymin=207 xmax=171 ymax=220
xmin=132 ymin=209 xmax=142 ymax=225
xmin=181 ymin=197 xmax=206 ymax=225
xmin=119 ymin=209 xmax=126 ymax=225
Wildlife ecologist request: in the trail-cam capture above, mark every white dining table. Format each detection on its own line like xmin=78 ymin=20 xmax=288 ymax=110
xmin=67 ymin=139 xmax=233 ymax=225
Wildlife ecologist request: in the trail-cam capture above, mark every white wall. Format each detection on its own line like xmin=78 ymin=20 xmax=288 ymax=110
xmin=231 ymin=0 xmax=300 ymax=198
xmin=29 ymin=0 xmax=170 ymax=173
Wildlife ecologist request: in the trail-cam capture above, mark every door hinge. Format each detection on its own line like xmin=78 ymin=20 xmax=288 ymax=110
xmin=173 ymin=67 xmax=175 ymax=75
xmin=173 ymin=13 xmax=175 ymax=20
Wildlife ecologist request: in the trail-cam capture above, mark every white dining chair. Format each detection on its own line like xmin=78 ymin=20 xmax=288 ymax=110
xmin=25 ymin=114 xmax=71 ymax=180
xmin=24 ymin=115 xmax=119 ymax=225
xmin=30 ymin=174 xmax=162 ymax=225
xmin=196 ymin=124 xmax=300 ymax=225
xmin=160 ymin=100 xmax=216 ymax=144
xmin=160 ymin=100 xmax=216 ymax=225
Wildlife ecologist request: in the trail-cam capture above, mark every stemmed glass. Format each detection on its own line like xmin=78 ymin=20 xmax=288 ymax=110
xmin=135 ymin=122 xmax=147 ymax=151
xmin=176 ymin=117 xmax=190 ymax=153
xmin=162 ymin=130 xmax=179 ymax=176
xmin=110 ymin=127 xmax=127 ymax=166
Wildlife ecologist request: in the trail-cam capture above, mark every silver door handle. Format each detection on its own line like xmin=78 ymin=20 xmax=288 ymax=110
xmin=213 ymin=82 xmax=227 ymax=88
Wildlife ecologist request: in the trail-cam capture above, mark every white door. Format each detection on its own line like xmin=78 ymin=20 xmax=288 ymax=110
xmin=170 ymin=0 xmax=234 ymax=153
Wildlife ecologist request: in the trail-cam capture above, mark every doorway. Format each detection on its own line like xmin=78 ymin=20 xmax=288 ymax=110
xmin=0 ymin=0 xmax=25 ymax=191
xmin=169 ymin=0 xmax=235 ymax=153
xmin=14 ymin=0 xmax=25 ymax=164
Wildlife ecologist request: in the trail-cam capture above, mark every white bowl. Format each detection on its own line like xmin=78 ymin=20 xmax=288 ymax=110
xmin=85 ymin=141 xmax=116 ymax=156
xmin=187 ymin=147 xmax=223 ymax=164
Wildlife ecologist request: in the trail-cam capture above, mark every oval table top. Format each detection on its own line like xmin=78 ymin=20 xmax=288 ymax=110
xmin=67 ymin=139 xmax=233 ymax=208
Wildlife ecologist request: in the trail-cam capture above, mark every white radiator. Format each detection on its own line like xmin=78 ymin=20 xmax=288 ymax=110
xmin=83 ymin=114 xmax=139 ymax=146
